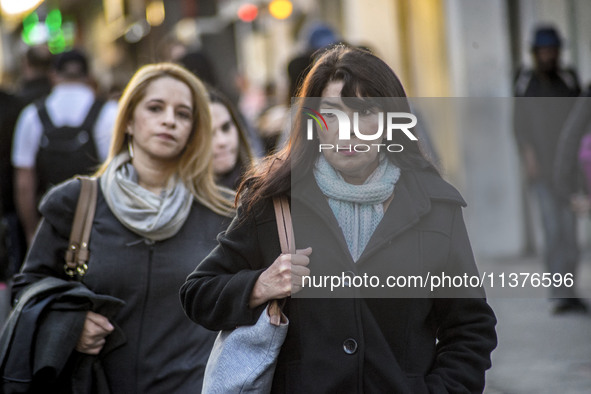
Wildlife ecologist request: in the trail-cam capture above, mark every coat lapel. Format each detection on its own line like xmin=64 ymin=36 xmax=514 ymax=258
xmin=356 ymin=171 xmax=431 ymax=265
xmin=291 ymin=171 xmax=433 ymax=267
xmin=291 ymin=175 xmax=355 ymax=266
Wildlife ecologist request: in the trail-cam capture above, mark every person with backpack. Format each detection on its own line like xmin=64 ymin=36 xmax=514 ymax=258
xmin=11 ymin=49 xmax=117 ymax=245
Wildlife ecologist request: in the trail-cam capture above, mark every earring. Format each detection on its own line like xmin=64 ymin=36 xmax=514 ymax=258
xmin=127 ymin=135 xmax=134 ymax=159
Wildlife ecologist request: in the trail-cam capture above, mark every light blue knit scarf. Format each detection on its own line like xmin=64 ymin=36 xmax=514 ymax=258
xmin=313 ymin=154 xmax=401 ymax=261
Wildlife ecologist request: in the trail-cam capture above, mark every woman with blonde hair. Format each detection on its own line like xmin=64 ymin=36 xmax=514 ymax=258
xmin=12 ymin=62 xmax=233 ymax=393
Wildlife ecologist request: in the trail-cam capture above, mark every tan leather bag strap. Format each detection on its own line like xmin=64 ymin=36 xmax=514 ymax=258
xmin=268 ymin=196 xmax=294 ymax=326
xmin=273 ymin=197 xmax=295 ymax=255
xmin=64 ymin=176 xmax=98 ymax=279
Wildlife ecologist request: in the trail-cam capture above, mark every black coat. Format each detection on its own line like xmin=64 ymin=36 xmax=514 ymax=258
xmin=553 ymin=89 xmax=591 ymax=199
xmin=1 ymin=277 xmax=125 ymax=394
xmin=513 ymin=68 xmax=581 ymax=184
xmin=13 ymin=178 xmax=230 ymax=394
xmin=181 ymin=169 xmax=497 ymax=394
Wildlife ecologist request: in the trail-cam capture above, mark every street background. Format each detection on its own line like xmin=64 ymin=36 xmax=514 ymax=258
xmin=2 ymin=1 xmax=591 ymax=393
xmin=481 ymin=255 xmax=591 ymax=394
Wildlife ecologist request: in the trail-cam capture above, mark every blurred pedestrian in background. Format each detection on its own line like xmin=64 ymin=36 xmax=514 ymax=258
xmin=12 ymin=63 xmax=234 ymax=393
xmin=179 ymin=51 xmax=265 ymax=159
xmin=208 ymin=88 xmax=255 ymax=190
xmin=514 ymin=26 xmax=580 ymax=97
xmin=16 ymin=45 xmax=53 ymax=106
xmin=180 ymin=50 xmax=218 ymax=88
xmin=256 ymin=23 xmax=342 ymax=157
xmin=554 ymin=87 xmax=591 ymax=210
xmin=287 ymin=22 xmax=340 ymax=100
xmin=0 ymin=46 xmax=53 ymax=285
xmin=11 ymin=49 xmax=118 ymax=245
xmin=181 ymin=45 xmax=497 ymax=393
xmin=0 ymin=89 xmax=22 ymax=288
xmin=513 ymin=26 xmax=586 ymax=314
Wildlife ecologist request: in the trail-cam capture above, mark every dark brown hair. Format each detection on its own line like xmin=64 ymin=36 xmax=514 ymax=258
xmin=237 ymin=44 xmax=436 ymax=213
xmin=208 ymin=87 xmax=254 ymax=176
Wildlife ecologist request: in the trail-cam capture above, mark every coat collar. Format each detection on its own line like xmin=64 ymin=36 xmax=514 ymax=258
xmin=290 ymin=168 xmax=465 ymax=265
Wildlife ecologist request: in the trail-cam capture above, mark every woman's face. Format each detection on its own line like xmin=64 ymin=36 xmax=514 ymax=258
xmin=128 ymin=76 xmax=194 ymax=164
xmin=317 ymin=80 xmax=382 ymax=185
xmin=210 ymin=102 xmax=240 ymax=175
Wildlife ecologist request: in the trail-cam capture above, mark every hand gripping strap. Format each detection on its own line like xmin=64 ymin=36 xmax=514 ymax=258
xmin=64 ymin=177 xmax=98 ymax=279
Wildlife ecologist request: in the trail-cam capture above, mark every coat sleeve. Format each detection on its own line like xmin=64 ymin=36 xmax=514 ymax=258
xmin=11 ymin=179 xmax=81 ymax=301
xmin=554 ymin=97 xmax=591 ymax=199
xmin=426 ymin=206 xmax=498 ymax=393
xmin=180 ymin=203 xmax=269 ymax=331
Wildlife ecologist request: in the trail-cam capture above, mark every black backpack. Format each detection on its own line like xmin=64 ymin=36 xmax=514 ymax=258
xmin=34 ymin=99 xmax=105 ymax=198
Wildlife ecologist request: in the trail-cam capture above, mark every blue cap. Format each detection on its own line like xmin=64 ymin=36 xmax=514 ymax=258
xmin=531 ymin=26 xmax=562 ymax=49
xmin=307 ymin=24 xmax=338 ymax=50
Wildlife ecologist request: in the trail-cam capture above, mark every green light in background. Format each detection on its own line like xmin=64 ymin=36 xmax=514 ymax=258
xmin=21 ymin=11 xmax=39 ymax=45
xmin=22 ymin=11 xmax=39 ymax=29
xmin=46 ymin=9 xmax=73 ymax=54
xmin=48 ymin=31 xmax=65 ymax=53
xmin=21 ymin=8 xmax=74 ymax=53
xmin=45 ymin=9 xmax=62 ymax=33
xmin=63 ymin=20 xmax=75 ymax=48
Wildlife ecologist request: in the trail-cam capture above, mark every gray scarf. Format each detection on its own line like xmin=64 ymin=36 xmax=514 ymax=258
xmin=100 ymin=152 xmax=193 ymax=241
xmin=314 ymin=154 xmax=400 ymax=261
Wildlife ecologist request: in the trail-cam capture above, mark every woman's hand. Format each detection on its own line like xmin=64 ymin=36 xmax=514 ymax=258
xmin=75 ymin=311 xmax=115 ymax=355
xmin=249 ymin=247 xmax=312 ymax=308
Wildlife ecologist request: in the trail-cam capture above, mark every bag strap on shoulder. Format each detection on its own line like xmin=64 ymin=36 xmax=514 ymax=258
xmin=35 ymin=99 xmax=56 ymax=131
xmin=35 ymin=99 xmax=105 ymax=134
xmin=273 ymin=197 xmax=295 ymax=255
xmin=80 ymin=99 xmax=105 ymax=131
xmin=269 ymin=196 xmax=294 ymax=326
xmin=64 ymin=176 xmax=98 ymax=279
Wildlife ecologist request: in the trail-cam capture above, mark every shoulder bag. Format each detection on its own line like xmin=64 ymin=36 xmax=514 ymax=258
xmin=64 ymin=176 xmax=98 ymax=279
xmin=0 ymin=176 xmax=100 ymax=392
xmin=202 ymin=196 xmax=294 ymax=394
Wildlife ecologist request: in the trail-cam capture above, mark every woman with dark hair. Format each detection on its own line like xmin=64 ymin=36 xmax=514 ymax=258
xmin=208 ymin=88 xmax=254 ymax=190
xmin=181 ymin=45 xmax=497 ymax=393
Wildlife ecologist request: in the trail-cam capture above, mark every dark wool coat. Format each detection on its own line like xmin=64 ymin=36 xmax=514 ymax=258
xmin=553 ymin=88 xmax=591 ymax=199
xmin=1 ymin=277 xmax=125 ymax=394
xmin=13 ymin=178 xmax=229 ymax=394
xmin=181 ymin=169 xmax=498 ymax=394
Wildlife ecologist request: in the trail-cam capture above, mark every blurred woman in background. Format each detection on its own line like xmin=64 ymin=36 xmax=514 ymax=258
xmin=208 ymin=88 xmax=254 ymax=190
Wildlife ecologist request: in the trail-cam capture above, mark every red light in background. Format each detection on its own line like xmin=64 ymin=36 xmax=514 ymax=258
xmin=237 ymin=3 xmax=258 ymax=22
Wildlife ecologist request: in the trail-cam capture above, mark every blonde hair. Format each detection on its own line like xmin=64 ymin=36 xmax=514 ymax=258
xmin=96 ymin=62 xmax=235 ymax=216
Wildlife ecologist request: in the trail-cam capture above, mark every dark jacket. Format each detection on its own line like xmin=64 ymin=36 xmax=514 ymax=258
xmin=553 ymin=89 xmax=591 ymax=199
xmin=13 ymin=178 xmax=229 ymax=394
xmin=216 ymin=163 xmax=245 ymax=190
xmin=1 ymin=277 xmax=125 ymax=394
xmin=180 ymin=169 xmax=497 ymax=394
xmin=513 ymin=68 xmax=581 ymax=184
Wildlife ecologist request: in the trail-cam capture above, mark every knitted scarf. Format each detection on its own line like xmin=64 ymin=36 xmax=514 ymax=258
xmin=313 ymin=154 xmax=401 ymax=261
xmin=100 ymin=151 xmax=193 ymax=241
